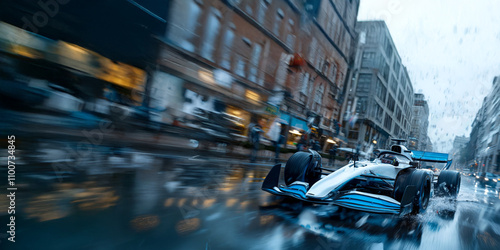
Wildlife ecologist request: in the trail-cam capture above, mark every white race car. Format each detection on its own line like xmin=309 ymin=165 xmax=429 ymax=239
xmin=262 ymin=141 xmax=461 ymax=215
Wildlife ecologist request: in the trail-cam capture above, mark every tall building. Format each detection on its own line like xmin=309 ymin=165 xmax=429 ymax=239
xmin=469 ymin=76 xmax=500 ymax=173
xmin=450 ymin=135 xmax=469 ymax=168
xmin=409 ymin=93 xmax=430 ymax=151
xmin=157 ymin=0 xmax=360 ymax=149
xmin=451 ymin=136 xmax=469 ymax=152
xmin=343 ymin=21 xmax=414 ymax=150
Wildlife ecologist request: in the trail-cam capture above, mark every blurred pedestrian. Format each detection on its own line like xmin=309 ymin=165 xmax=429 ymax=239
xmin=329 ymin=145 xmax=337 ymax=166
xmin=274 ymin=126 xmax=286 ymax=164
xmin=297 ymin=132 xmax=307 ymax=151
xmin=312 ymin=140 xmax=321 ymax=152
xmin=249 ymin=119 xmax=265 ymax=163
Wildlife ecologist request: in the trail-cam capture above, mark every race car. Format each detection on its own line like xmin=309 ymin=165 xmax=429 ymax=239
xmin=261 ymin=141 xmax=461 ymax=215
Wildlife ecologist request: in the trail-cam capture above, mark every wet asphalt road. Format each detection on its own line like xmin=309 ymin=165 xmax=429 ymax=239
xmin=1 ymin=155 xmax=500 ymax=250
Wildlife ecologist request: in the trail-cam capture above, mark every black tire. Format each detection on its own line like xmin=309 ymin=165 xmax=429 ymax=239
xmin=393 ymin=168 xmax=416 ymax=202
xmin=284 ymin=152 xmax=321 ymax=187
xmin=394 ymin=169 xmax=432 ymax=214
xmin=410 ymin=170 xmax=432 ymax=214
xmin=436 ymin=170 xmax=461 ymax=197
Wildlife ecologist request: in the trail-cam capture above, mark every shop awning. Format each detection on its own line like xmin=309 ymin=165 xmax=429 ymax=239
xmin=279 ymin=113 xmax=291 ymax=125
xmin=290 ymin=117 xmax=308 ymax=131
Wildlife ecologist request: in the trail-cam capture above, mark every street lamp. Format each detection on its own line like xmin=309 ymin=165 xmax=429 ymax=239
xmin=372 ymin=140 xmax=377 ymax=145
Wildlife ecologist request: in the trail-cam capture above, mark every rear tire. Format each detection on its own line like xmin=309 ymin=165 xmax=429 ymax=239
xmin=436 ymin=170 xmax=461 ymax=197
xmin=284 ymin=152 xmax=321 ymax=187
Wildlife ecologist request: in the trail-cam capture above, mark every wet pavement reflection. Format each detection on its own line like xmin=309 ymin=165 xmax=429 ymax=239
xmin=1 ymin=156 xmax=500 ymax=250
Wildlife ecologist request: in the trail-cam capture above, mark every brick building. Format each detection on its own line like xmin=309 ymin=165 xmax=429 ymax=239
xmin=156 ymin=0 xmax=360 ymax=149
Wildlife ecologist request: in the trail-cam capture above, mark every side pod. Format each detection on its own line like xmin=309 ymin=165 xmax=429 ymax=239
xmin=262 ymin=164 xmax=282 ymax=190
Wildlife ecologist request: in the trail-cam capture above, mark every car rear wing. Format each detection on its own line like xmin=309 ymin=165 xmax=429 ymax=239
xmin=412 ymin=150 xmax=453 ymax=170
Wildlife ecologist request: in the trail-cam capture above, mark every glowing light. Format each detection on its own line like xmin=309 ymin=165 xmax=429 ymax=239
xmin=130 ymin=215 xmax=159 ymax=231
xmin=176 ymin=218 xmax=200 ymax=234
xmin=225 ymin=198 xmax=238 ymax=207
xmin=202 ymin=199 xmax=216 ymax=208
xmin=245 ymin=90 xmax=260 ymax=102
xmin=198 ymin=69 xmax=215 ymax=84
xmin=327 ymin=139 xmax=335 ymax=144
xmin=164 ymin=198 xmax=175 ymax=207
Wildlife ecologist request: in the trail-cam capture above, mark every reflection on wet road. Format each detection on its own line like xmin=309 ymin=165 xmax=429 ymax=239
xmin=1 ymin=157 xmax=499 ymax=250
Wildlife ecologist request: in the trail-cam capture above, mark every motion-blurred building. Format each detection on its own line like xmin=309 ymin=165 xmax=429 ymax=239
xmin=0 ymin=0 xmax=168 ymax=105
xmin=409 ymin=93 xmax=430 ymax=151
xmin=0 ymin=0 xmax=361 ymax=151
xmin=342 ymin=21 xmax=414 ymax=150
xmin=451 ymin=136 xmax=469 ymax=153
xmin=469 ymin=76 xmax=500 ymax=173
xmin=157 ymin=0 xmax=360 ymax=149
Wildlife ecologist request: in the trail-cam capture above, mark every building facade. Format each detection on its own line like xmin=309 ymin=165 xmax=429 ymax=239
xmin=157 ymin=0 xmax=360 ymax=150
xmin=343 ymin=21 xmax=414 ymax=151
xmin=409 ymin=93 xmax=430 ymax=151
xmin=469 ymin=76 xmax=500 ymax=173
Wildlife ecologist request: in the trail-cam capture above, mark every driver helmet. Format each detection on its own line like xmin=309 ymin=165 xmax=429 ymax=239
xmin=380 ymin=154 xmax=397 ymax=165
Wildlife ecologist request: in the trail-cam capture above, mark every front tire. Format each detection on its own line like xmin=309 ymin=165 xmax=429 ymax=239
xmin=284 ymin=152 xmax=321 ymax=187
xmin=394 ymin=169 xmax=432 ymax=214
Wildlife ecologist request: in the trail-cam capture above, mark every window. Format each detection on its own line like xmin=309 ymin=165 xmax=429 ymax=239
xmin=389 ymin=74 xmax=397 ymax=93
xmin=382 ymin=62 xmax=390 ymax=81
xmin=362 ymin=52 xmax=376 ymax=59
xmin=329 ymin=63 xmax=337 ymax=83
xmin=200 ymin=8 xmax=221 ymax=61
xmin=356 ymin=74 xmax=371 ymax=94
xmin=286 ymin=19 xmax=295 ymax=49
xmin=248 ymin=43 xmax=262 ymax=83
xmin=309 ymin=38 xmax=317 ymax=64
xmin=299 ymin=93 xmax=307 ymax=104
xmin=396 ymin=107 xmax=402 ymax=122
xmin=257 ymin=0 xmax=269 ymax=23
xmin=397 ymin=90 xmax=404 ymax=104
xmin=314 ymin=84 xmax=325 ymax=112
xmin=316 ymin=50 xmax=324 ymax=70
xmin=393 ymin=60 xmax=401 ymax=76
xmin=235 ymin=55 xmax=246 ymax=77
xmin=384 ymin=113 xmax=392 ymax=131
xmin=375 ymin=79 xmax=387 ymax=103
xmin=273 ymin=9 xmax=284 ymax=35
xmin=244 ymin=4 xmax=253 ymax=15
xmin=372 ymin=103 xmax=384 ymax=123
xmin=356 ymin=97 xmax=367 ymax=114
xmin=220 ymin=27 xmax=234 ymax=69
xmin=387 ymin=94 xmax=395 ymax=113
xmin=167 ymin=0 xmax=201 ymax=52
xmin=301 ymin=72 xmax=310 ymax=94
xmin=361 ymin=51 xmax=378 ymax=68
xmin=393 ymin=124 xmax=400 ymax=136
xmin=385 ymin=39 xmax=393 ymax=58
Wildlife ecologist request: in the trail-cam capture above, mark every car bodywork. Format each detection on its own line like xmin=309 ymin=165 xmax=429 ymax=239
xmin=262 ymin=145 xmax=455 ymax=215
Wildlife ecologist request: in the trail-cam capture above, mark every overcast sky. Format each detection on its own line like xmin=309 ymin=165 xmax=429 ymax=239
xmin=357 ymin=0 xmax=500 ymax=152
